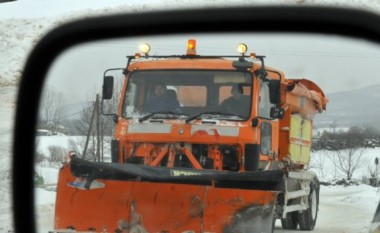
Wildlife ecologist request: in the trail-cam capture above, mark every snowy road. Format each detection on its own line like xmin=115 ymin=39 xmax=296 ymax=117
xmin=275 ymin=185 xmax=379 ymax=233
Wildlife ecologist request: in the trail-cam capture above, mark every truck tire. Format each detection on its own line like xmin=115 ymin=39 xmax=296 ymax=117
xmin=281 ymin=211 xmax=298 ymax=229
xmin=298 ymin=177 xmax=320 ymax=230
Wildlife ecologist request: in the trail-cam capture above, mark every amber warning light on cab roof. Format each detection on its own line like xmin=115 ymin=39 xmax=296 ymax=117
xmin=186 ymin=39 xmax=197 ymax=56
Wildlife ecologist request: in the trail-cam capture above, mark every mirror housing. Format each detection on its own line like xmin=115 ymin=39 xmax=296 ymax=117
xmin=12 ymin=6 xmax=380 ymax=233
xmin=268 ymin=79 xmax=281 ymax=105
xmin=102 ymin=76 xmax=114 ymax=100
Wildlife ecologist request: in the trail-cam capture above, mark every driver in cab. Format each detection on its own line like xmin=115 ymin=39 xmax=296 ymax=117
xmin=143 ymin=84 xmax=181 ymax=113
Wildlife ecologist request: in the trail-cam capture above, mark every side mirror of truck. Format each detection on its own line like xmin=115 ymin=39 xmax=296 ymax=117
xmin=102 ymin=75 xmax=114 ymax=100
xmin=268 ymin=79 xmax=281 ymax=105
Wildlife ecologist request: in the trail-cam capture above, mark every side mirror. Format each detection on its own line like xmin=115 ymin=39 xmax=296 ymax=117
xmin=268 ymin=79 xmax=281 ymax=105
xmin=12 ymin=5 xmax=380 ymax=233
xmin=102 ymin=76 xmax=114 ymax=100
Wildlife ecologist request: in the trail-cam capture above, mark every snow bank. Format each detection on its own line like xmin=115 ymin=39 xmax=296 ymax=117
xmin=0 ymin=0 xmax=155 ymax=19
xmin=35 ymin=166 xmax=60 ymax=185
xmin=0 ymin=85 xmax=16 ymax=232
xmin=35 ymin=188 xmax=56 ymax=233
xmin=35 ymin=135 xmax=85 ymax=157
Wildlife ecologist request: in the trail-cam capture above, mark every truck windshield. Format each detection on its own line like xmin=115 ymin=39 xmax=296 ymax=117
xmin=122 ymin=70 xmax=253 ymax=120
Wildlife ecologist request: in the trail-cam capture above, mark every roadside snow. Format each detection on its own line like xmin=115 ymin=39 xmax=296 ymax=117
xmin=36 ymin=135 xmax=84 ymax=158
xmin=310 ymin=148 xmax=380 ymax=182
xmin=32 ymin=137 xmax=380 ymax=232
xmin=0 ymin=85 xmax=16 ymax=233
xmin=0 ymin=0 xmax=156 ymax=19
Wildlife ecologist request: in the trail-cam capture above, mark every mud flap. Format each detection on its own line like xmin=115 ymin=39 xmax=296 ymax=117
xmin=223 ymin=204 xmax=275 ymax=233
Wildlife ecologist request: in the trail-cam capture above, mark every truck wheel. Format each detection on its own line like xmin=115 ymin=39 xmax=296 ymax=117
xmin=298 ymin=178 xmax=320 ymax=230
xmin=281 ymin=211 xmax=298 ymax=229
xmin=280 ymin=199 xmax=298 ymax=230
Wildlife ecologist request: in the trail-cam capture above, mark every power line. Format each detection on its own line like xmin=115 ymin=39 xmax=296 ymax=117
xmin=85 ymin=39 xmax=380 ymax=59
xmin=54 ymin=111 xmax=82 ymax=121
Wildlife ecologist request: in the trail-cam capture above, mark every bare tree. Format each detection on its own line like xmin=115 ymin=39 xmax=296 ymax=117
xmin=310 ymin=152 xmax=327 ymax=179
xmin=312 ymin=125 xmax=380 ymax=150
xmin=68 ymin=138 xmax=83 ymax=156
xmin=72 ymin=95 xmax=114 ymax=161
xmin=47 ymin=145 xmax=67 ymax=168
xmin=330 ymin=148 xmax=365 ymax=180
xmin=316 ymin=127 xmax=368 ymax=181
xmin=71 ymin=77 xmax=122 ymax=161
xmin=39 ymin=86 xmax=65 ymax=133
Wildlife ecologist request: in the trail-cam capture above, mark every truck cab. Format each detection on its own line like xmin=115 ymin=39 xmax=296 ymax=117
xmin=106 ymin=41 xmax=287 ymax=173
xmin=52 ymin=40 xmax=327 ymax=233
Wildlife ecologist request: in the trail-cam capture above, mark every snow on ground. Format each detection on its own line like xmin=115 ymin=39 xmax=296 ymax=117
xmin=2 ymin=0 xmax=380 ymax=233
xmin=35 ymin=135 xmax=84 ymax=158
xmin=0 ymin=0 xmax=159 ymax=19
xmin=34 ymin=169 xmax=380 ymax=233
xmin=0 ymin=85 xmax=16 ymax=232
xmin=310 ymin=148 xmax=380 ymax=182
xmin=32 ymin=135 xmax=380 ymax=233
xmin=273 ymin=184 xmax=380 ymax=233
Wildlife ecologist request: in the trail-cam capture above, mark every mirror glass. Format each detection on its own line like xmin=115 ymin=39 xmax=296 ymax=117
xmin=35 ymin=33 xmax=380 ymax=233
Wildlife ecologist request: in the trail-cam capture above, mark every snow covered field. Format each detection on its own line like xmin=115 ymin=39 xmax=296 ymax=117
xmin=2 ymin=0 xmax=380 ymax=233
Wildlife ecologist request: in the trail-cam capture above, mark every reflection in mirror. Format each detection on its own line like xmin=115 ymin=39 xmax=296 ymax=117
xmin=35 ymin=33 xmax=380 ymax=233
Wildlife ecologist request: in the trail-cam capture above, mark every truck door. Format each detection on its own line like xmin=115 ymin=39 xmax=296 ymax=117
xmin=258 ymin=78 xmax=277 ymax=168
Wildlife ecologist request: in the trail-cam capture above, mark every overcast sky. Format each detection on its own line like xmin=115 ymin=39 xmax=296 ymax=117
xmin=2 ymin=0 xmax=380 ymax=105
xmin=46 ymin=33 xmax=380 ymax=104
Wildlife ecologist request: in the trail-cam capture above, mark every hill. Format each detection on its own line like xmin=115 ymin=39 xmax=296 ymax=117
xmin=314 ymin=84 xmax=380 ymax=130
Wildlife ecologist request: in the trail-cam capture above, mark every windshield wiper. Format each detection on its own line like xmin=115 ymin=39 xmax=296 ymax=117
xmin=185 ymin=111 xmax=244 ymax=123
xmin=138 ymin=111 xmax=186 ymax=122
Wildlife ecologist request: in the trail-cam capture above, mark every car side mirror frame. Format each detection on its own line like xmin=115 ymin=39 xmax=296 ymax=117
xmin=12 ymin=6 xmax=380 ymax=233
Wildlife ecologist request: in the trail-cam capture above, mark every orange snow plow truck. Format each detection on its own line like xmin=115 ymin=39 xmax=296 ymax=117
xmin=52 ymin=40 xmax=328 ymax=233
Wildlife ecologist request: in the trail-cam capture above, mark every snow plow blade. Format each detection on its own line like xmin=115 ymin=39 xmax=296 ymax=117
xmin=54 ymin=158 xmax=281 ymax=233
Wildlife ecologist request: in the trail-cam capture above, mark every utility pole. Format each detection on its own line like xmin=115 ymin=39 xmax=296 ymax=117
xmin=96 ymin=94 xmax=101 ymax=162
xmin=82 ymin=97 xmax=97 ymax=160
xmin=375 ymin=157 xmax=379 ymax=186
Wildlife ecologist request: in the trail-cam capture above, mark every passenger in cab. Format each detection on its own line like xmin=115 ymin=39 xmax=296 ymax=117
xmin=220 ymin=83 xmax=250 ymax=117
